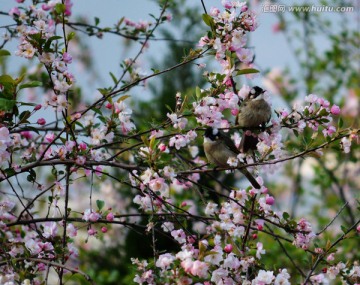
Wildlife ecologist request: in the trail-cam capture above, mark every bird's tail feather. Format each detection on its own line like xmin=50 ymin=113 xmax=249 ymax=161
xmin=240 ymin=134 xmax=259 ymax=153
xmin=240 ymin=168 xmax=261 ymax=189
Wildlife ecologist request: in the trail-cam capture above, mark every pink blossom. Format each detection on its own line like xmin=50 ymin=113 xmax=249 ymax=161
xmin=171 ymin=229 xmax=186 ymax=244
xmin=256 ymin=242 xmax=266 ymax=259
xmin=327 ymin=253 xmax=335 ymax=261
xmin=43 ymin=222 xmax=58 ymax=238
xmin=66 ymin=223 xmax=77 ymax=237
xmin=64 ymin=0 xmax=73 ymax=16
xmin=106 ymin=212 xmax=114 ymax=221
xmin=149 ymin=177 xmax=169 ymax=197
xmin=158 ymin=143 xmax=168 ymax=152
xmin=101 ymin=227 xmax=108 ymax=233
xmin=155 ymin=253 xmax=175 ymax=269
xmin=82 ymin=209 xmax=101 ymax=222
xmin=341 ymin=137 xmax=351 ymax=153
xmin=190 ymin=260 xmax=209 ymax=278
xmin=330 ymin=104 xmax=341 ymax=115
xmin=9 ymin=7 xmax=20 ymax=16
xmin=209 ymin=7 xmax=220 ymax=16
xmin=62 ymin=52 xmax=72 ymax=63
xmin=265 ymin=195 xmax=275 ymax=205
xmin=78 ymin=142 xmax=87 ymax=150
xmin=20 ymin=131 xmax=32 ymax=140
xmin=45 ymin=133 xmax=55 ymax=143
xmin=323 ymin=125 xmax=336 ymax=137
xmin=88 ymin=228 xmax=97 ymax=236
xmin=241 ymin=5 xmax=248 ymax=12
xmin=75 ymin=156 xmax=86 ymax=165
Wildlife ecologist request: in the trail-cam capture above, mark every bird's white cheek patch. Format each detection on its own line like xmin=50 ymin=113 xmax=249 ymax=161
xmin=204 ymin=137 xmax=213 ymax=143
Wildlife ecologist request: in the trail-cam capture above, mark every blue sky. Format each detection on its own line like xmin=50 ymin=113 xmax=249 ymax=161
xmin=1 ymin=0 xmax=357 ymax=105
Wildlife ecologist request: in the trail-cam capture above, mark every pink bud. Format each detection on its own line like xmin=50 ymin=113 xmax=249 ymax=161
xmin=105 ymin=103 xmax=113 ymax=109
xmin=241 ymin=5 xmax=248 ymax=12
xmin=78 ymin=142 xmax=87 ymax=150
xmin=42 ymin=4 xmax=51 ymax=11
xmin=187 ymin=236 xmax=196 ymax=244
xmin=106 ymin=212 xmax=114 ymax=222
xmin=72 ymin=112 xmax=81 ymax=119
xmin=101 ymin=227 xmax=108 ymax=233
xmin=262 ymin=187 xmax=269 ymax=194
xmin=257 ymin=224 xmax=263 ymax=231
xmin=181 ymin=201 xmax=187 ymax=207
xmin=315 ymin=248 xmax=323 ymax=254
xmin=252 ymin=234 xmax=258 ymax=239
xmin=231 ymin=109 xmax=239 ymax=116
xmin=37 ymin=118 xmax=46 ymax=125
xmin=265 ymin=196 xmax=275 ymax=205
xmin=326 ymin=253 xmax=335 ymax=261
xmin=20 ymin=131 xmax=32 ymax=139
xmin=87 ymin=228 xmax=97 ymax=236
xmin=158 ymin=143 xmax=167 ymax=152
xmin=330 ymin=104 xmax=340 ymax=115
xmin=357 ymin=224 xmax=360 ymax=233
xmin=224 ymin=244 xmax=233 ymax=253
xmin=34 ymin=104 xmax=42 ymax=111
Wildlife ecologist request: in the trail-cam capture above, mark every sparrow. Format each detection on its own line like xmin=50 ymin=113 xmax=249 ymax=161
xmin=203 ymin=127 xmax=261 ymax=189
xmin=236 ymin=86 xmax=271 ymax=153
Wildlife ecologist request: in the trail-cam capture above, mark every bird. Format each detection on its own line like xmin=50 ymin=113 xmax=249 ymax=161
xmin=203 ymin=127 xmax=261 ymax=189
xmin=236 ymin=86 xmax=271 ymax=153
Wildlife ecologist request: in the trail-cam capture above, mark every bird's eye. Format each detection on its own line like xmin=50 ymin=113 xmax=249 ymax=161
xmin=215 ymin=136 xmax=219 ymax=140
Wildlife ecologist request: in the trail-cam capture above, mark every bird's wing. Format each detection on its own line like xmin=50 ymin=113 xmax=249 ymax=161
xmin=219 ymin=131 xmax=240 ymax=155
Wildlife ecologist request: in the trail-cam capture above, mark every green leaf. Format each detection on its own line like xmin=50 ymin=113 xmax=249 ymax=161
xmin=0 ymin=98 xmax=16 ymax=111
xmin=44 ymin=36 xmax=62 ymax=51
xmin=195 ymin=86 xmax=202 ymax=99
xmin=19 ymin=110 xmax=31 ymax=123
xmin=236 ymin=68 xmax=260 ymax=76
xmin=0 ymin=50 xmax=11 ymax=57
xmin=54 ymin=3 xmax=66 ymax=14
xmin=282 ymin=212 xmax=290 ymax=220
xmin=109 ymin=72 xmax=117 ymax=85
xmin=117 ymin=95 xmax=131 ymax=102
xmin=0 ymin=75 xmax=15 ymax=85
xmin=202 ymin=14 xmax=215 ymax=28
xmin=19 ymin=81 xmax=42 ymax=90
xmin=340 ymin=225 xmax=347 ymax=234
xmin=94 ymin=17 xmax=100 ymax=26
xmin=97 ymin=88 xmax=109 ymax=96
xmin=96 ymin=200 xmax=105 ymax=211
xmin=67 ymin=32 xmax=75 ymax=42
xmin=338 ymin=117 xmax=343 ymax=129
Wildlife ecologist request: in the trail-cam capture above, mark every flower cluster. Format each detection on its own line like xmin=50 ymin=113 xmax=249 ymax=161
xmin=198 ymin=2 xmax=258 ymax=82
xmin=132 ymin=184 xmax=314 ymax=284
xmin=13 ymin=1 xmax=74 ymax=112
xmin=278 ymin=94 xmax=340 ymax=136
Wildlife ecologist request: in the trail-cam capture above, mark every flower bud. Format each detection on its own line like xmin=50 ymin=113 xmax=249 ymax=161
xmin=330 ymin=104 xmax=341 ymax=115
xmin=224 ymin=244 xmax=233 ymax=253
xmin=34 ymin=104 xmax=42 ymax=111
xmin=37 ymin=118 xmax=46 ymax=125
xmin=106 ymin=212 xmax=114 ymax=222
xmin=265 ymin=196 xmax=275 ymax=205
